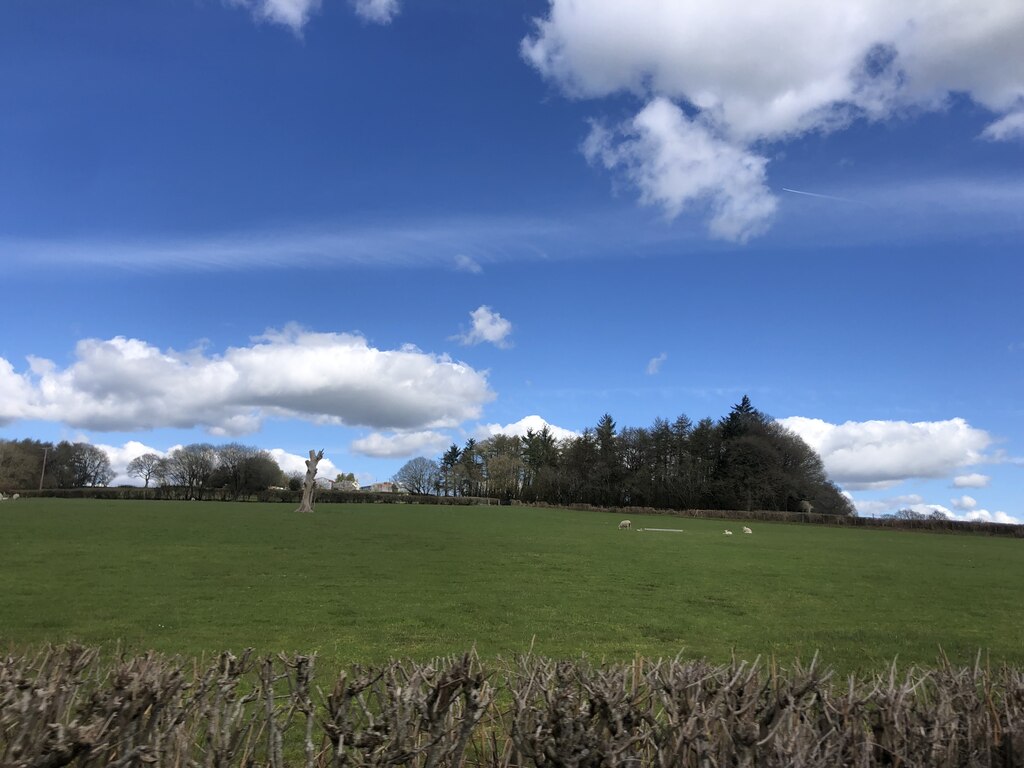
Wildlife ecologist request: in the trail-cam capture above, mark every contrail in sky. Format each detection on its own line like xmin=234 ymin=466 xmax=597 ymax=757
xmin=781 ymin=187 xmax=859 ymax=203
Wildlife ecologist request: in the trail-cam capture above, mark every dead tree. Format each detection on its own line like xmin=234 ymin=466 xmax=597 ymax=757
xmin=295 ymin=449 xmax=324 ymax=514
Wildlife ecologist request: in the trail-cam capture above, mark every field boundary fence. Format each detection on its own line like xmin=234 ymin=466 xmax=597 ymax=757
xmin=9 ymin=487 xmax=1024 ymax=536
xmin=3 ymin=645 xmax=1023 ymax=767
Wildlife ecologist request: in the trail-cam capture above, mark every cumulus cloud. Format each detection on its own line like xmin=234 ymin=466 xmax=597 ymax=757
xmin=0 ymin=327 xmax=494 ymax=435
xmin=950 ymin=494 xmax=978 ymax=511
xmin=906 ymin=503 xmax=954 ymax=518
xmin=351 ymin=0 xmax=399 ymax=24
xmin=953 ymin=473 xmax=991 ymax=488
xmin=980 ymin=110 xmax=1024 ymax=142
xmin=962 ymin=509 xmax=1021 ymax=525
xmin=920 ymin=504 xmax=1021 ymax=526
xmin=233 ymin=0 xmax=321 ymax=32
xmin=645 ymin=352 xmax=668 ymax=375
xmin=350 ymin=430 xmax=449 ymax=458
xmin=454 ymin=254 xmax=483 ymax=274
xmin=851 ymin=493 xmax=1021 ymax=525
xmin=269 ymin=448 xmax=340 ymax=480
xmin=850 ymin=493 xmax=922 ymax=517
xmin=232 ymin=0 xmax=398 ymax=30
xmin=583 ymin=99 xmax=777 ymax=241
xmin=974 ymin=110 xmax=1024 ymax=142
xmin=90 ymin=441 xmax=342 ymax=487
xmin=523 ymin=0 xmax=1024 ymax=237
xmin=93 ymin=440 xmax=166 ymax=486
xmin=477 ymin=414 xmax=579 ymax=443
xmin=455 ymin=306 xmax=513 ymax=348
xmin=779 ymin=416 xmax=992 ymax=489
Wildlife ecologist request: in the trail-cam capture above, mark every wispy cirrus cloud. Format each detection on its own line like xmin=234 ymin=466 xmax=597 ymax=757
xmin=0 ymin=217 xmax=572 ymax=273
xmin=6 ymin=182 xmax=1024 ymax=274
xmin=645 ymin=352 xmax=668 ymax=375
xmin=454 ymin=254 xmax=483 ymax=274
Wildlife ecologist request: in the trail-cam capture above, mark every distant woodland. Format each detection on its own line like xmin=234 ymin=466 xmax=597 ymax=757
xmin=1 ymin=397 xmax=853 ymax=516
xmin=401 ymin=396 xmax=854 ymax=516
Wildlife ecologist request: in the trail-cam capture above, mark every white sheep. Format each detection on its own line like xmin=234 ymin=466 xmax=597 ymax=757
xmin=742 ymin=526 xmax=752 ymax=534
xmin=723 ymin=529 xmax=733 ymax=535
xmin=618 ymin=520 xmax=632 ymax=530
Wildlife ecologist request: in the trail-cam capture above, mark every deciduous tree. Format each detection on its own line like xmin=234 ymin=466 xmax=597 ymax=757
xmin=127 ymin=453 xmax=163 ymax=488
xmin=393 ymin=456 xmax=441 ymax=495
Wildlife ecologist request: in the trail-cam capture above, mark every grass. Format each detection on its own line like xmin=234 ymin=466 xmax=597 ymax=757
xmin=1 ymin=498 xmax=1022 ymax=674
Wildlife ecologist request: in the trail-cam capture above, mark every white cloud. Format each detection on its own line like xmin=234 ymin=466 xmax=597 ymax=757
xmin=523 ymin=0 xmax=1024 ymax=237
xmin=954 ymin=473 xmax=991 ymax=488
xmin=779 ymin=416 xmax=992 ymax=489
xmin=92 ymin=441 xmax=349 ymax=487
xmin=456 ymin=306 xmax=513 ymax=348
xmin=981 ymin=111 xmax=1024 ymax=142
xmin=850 ymin=499 xmax=890 ymax=517
xmin=0 ymin=326 xmax=494 ymax=435
xmin=477 ymin=414 xmax=579 ymax=443
xmin=907 ymin=503 xmax=954 ymax=519
xmin=93 ymin=440 xmax=166 ymax=486
xmin=929 ymin=505 xmax=1022 ymax=526
xmin=0 ymin=359 xmax=36 ymax=426
xmin=233 ymin=0 xmax=321 ymax=32
xmin=269 ymin=448 xmax=340 ymax=480
xmin=351 ymin=0 xmax=399 ymax=24
xmin=1 ymin=217 xmax=578 ymax=273
xmin=350 ymin=430 xmax=449 ymax=458
xmin=454 ymin=254 xmax=483 ymax=274
xmin=962 ymin=509 xmax=1021 ymax=525
xmin=646 ymin=352 xmax=668 ymax=375
xmin=232 ymin=0 xmax=399 ymax=30
xmin=851 ymin=493 xmax=922 ymax=517
xmin=851 ymin=493 xmax=1021 ymax=525
xmin=583 ymin=99 xmax=776 ymax=242
xmin=950 ymin=494 xmax=977 ymax=511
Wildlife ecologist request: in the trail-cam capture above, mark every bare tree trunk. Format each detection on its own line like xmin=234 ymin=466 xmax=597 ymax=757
xmin=295 ymin=449 xmax=324 ymax=514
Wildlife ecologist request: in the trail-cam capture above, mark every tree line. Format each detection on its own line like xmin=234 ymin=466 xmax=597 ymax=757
xmin=395 ymin=396 xmax=854 ymax=515
xmin=0 ymin=439 xmax=116 ymax=490
xmin=0 ymin=440 xmax=287 ymax=500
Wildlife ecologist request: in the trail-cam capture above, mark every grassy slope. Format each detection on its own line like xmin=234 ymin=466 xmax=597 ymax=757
xmin=1 ymin=499 xmax=1021 ymax=673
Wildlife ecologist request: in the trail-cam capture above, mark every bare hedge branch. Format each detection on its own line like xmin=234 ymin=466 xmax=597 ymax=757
xmin=2 ymin=646 xmax=1022 ymax=767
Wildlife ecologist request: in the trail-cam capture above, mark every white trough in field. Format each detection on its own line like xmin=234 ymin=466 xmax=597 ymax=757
xmin=639 ymin=527 xmax=685 ymax=533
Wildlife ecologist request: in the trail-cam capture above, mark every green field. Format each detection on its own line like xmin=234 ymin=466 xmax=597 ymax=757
xmin=1 ymin=499 xmax=1021 ymax=673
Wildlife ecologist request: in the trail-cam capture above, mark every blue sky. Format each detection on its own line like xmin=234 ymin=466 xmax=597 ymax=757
xmin=2 ymin=0 xmax=1022 ymax=521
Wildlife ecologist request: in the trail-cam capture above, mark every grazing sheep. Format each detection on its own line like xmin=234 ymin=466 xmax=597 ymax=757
xmin=742 ymin=526 xmax=752 ymax=534
xmin=723 ymin=529 xmax=733 ymax=535
xmin=618 ymin=520 xmax=632 ymax=530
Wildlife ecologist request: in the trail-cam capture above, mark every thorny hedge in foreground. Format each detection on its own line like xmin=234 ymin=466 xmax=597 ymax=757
xmin=2 ymin=645 xmax=1023 ymax=767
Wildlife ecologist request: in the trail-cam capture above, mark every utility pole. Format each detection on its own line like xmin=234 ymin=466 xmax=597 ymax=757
xmin=38 ymin=447 xmax=48 ymax=491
